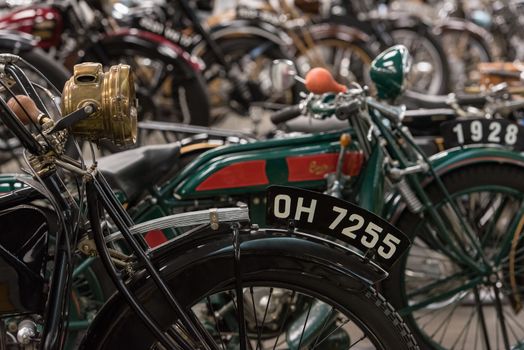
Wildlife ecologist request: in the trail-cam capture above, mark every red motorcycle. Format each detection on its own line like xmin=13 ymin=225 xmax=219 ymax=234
xmin=0 ymin=0 xmax=211 ymax=126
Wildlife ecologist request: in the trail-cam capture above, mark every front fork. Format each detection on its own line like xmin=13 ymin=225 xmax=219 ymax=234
xmin=392 ymin=127 xmax=493 ymax=273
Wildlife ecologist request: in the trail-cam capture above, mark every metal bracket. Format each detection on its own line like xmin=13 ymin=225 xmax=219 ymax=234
xmin=78 ymin=238 xmax=97 ymax=257
xmin=105 ymin=206 xmax=251 ymax=243
xmin=209 ymin=208 xmax=219 ymax=230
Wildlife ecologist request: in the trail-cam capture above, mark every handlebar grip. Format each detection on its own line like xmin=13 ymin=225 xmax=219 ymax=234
xmin=7 ymin=95 xmax=42 ymax=125
xmin=271 ymin=105 xmax=302 ymax=124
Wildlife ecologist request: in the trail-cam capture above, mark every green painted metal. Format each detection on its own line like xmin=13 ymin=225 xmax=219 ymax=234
xmin=369 ymin=45 xmax=411 ymax=100
xmin=429 ymin=146 xmax=524 ymax=173
xmin=170 ymin=131 xmax=358 ymax=198
xmin=399 ymin=275 xmax=484 ymax=316
xmin=72 ymin=257 xmax=95 ymax=279
xmin=383 ymin=146 xmax=524 ymax=221
xmin=67 ymin=320 xmax=90 ymax=331
xmin=356 ymin=146 xmax=384 ymax=214
xmin=0 ymin=174 xmax=27 ymax=192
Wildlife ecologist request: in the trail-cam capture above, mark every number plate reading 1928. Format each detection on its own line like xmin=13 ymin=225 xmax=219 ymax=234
xmin=440 ymin=118 xmax=524 ymax=150
xmin=265 ymin=186 xmax=411 ymax=270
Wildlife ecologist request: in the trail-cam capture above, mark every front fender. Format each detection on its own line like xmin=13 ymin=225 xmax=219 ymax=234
xmin=429 ymin=146 xmax=524 ymax=173
xmin=84 ymin=29 xmax=203 ymax=80
xmin=80 ymin=226 xmax=386 ymax=348
xmin=386 ymin=146 xmax=524 ymax=222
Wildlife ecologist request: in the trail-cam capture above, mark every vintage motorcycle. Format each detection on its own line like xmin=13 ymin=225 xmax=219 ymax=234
xmin=0 ymin=0 xmax=211 ymax=126
xmin=90 ymin=46 xmax=524 ymax=349
xmin=0 ymin=57 xmax=418 ymax=349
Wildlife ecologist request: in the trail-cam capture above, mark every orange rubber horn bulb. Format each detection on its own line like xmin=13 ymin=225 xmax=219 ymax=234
xmin=305 ymin=67 xmax=347 ymax=94
xmin=7 ymin=95 xmax=42 ymax=125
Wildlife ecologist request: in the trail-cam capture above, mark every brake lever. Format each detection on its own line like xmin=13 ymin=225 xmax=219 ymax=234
xmin=48 ymin=103 xmax=98 ymax=133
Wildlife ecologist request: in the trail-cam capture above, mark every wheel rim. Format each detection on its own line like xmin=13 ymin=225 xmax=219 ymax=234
xmin=294 ymin=39 xmax=373 ymax=91
xmin=391 ymin=29 xmax=445 ymax=95
xmin=399 ymin=186 xmax=524 ymax=349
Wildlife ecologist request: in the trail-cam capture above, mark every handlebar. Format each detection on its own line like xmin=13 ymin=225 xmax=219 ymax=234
xmin=334 ymin=100 xmax=360 ymax=120
xmin=270 ymin=105 xmax=302 ymax=124
xmin=454 ymin=93 xmax=488 ymax=107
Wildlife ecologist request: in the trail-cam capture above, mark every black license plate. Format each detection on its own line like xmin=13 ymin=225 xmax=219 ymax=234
xmin=266 ymin=186 xmax=411 ymax=270
xmin=440 ymin=118 xmax=524 ymax=150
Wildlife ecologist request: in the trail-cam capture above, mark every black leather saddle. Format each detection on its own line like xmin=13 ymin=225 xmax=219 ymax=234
xmin=98 ymin=143 xmax=181 ymax=203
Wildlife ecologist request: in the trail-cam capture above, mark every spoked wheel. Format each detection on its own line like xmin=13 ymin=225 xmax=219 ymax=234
xmin=390 ymin=28 xmax=449 ymax=95
xmin=385 ymin=164 xmax=524 ymax=350
xmin=294 ymin=39 xmax=373 ymax=90
xmin=82 ymin=231 xmax=418 ymax=350
xmin=439 ymin=29 xmax=491 ymax=90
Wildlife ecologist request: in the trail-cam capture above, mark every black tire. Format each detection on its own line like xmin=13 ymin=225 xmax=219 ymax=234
xmin=81 ymin=231 xmax=418 ymax=350
xmin=199 ymin=37 xmax=299 ymax=119
xmin=390 ymin=26 xmax=450 ymax=95
xmin=384 ymin=163 xmax=524 ymax=349
xmin=20 ymin=48 xmax=69 ymax=91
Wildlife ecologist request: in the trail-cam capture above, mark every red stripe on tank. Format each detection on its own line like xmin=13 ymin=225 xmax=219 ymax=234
xmin=196 ymin=160 xmax=268 ymax=191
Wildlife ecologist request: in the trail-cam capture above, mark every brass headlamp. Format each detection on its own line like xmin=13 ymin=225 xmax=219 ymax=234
xmin=61 ymin=63 xmax=137 ymax=147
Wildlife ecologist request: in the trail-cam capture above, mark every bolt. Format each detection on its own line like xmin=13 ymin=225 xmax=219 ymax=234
xmin=84 ymin=105 xmax=94 ymax=114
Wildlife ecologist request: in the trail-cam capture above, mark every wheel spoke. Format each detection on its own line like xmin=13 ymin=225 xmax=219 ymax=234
xmin=493 ymin=283 xmax=513 ymax=349
xmin=205 ymin=297 xmax=227 ymax=350
xmin=310 ymin=307 xmax=335 ymax=348
xmin=474 ymin=287 xmax=492 ymax=350
xmin=272 ymin=291 xmax=296 ymax=350
xmin=449 ymin=303 xmax=476 ymax=349
xmin=255 ymin=288 xmax=273 ymax=350
xmin=296 ymin=301 xmax=313 ymax=349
